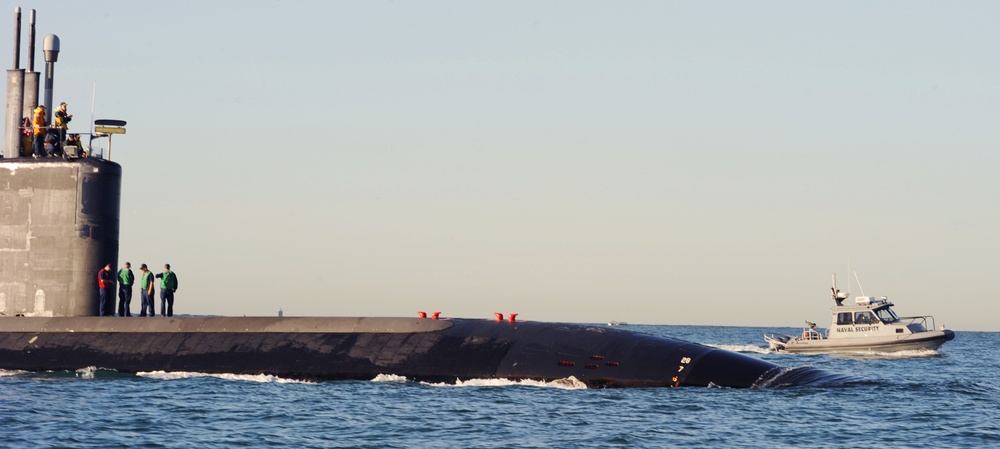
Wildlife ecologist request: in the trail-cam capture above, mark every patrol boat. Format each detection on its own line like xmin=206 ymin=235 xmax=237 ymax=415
xmin=764 ymin=277 xmax=955 ymax=354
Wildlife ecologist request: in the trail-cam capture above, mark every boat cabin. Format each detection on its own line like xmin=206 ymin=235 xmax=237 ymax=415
xmin=828 ymin=295 xmax=933 ymax=337
xmin=835 ymin=298 xmax=900 ymax=326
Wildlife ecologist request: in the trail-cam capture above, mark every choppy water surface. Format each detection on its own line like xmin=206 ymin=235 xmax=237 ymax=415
xmin=2 ymin=325 xmax=997 ymax=448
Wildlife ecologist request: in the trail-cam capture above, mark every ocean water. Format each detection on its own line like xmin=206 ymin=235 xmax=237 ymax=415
xmin=1 ymin=325 xmax=996 ymax=449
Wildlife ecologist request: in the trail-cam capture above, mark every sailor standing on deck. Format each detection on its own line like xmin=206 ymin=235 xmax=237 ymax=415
xmin=139 ymin=264 xmax=156 ymax=317
xmin=20 ymin=117 xmax=32 ymax=157
xmin=155 ymin=264 xmax=178 ymax=317
xmin=54 ymin=102 xmax=73 ymax=155
xmin=97 ymin=264 xmax=114 ymax=316
xmin=54 ymin=102 xmax=72 ymax=130
xmin=117 ymin=262 xmax=134 ymax=317
xmin=31 ymin=106 xmax=46 ymax=158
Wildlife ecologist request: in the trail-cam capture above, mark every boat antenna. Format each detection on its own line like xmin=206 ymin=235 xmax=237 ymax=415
xmin=88 ymin=82 xmax=95 ymax=149
xmin=853 ymin=271 xmax=866 ymax=297
xmin=846 ymin=258 xmax=851 ymax=293
xmin=831 ymin=273 xmax=844 ymax=306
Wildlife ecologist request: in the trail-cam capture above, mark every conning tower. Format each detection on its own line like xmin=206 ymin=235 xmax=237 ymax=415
xmin=1 ymin=8 xmax=122 ymax=317
xmin=0 ymin=159 xmax=121 ymax=316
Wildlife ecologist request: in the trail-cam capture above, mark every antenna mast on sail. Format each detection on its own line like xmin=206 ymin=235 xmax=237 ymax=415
xmin=89 ymin=82 xmax=95 ymax=149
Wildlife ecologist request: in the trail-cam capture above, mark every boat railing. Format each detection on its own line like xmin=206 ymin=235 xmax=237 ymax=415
xmin=897 ymin=315 xmax=935 ymax=332
xmin=799 ymin=328 xmax=824 ymax=340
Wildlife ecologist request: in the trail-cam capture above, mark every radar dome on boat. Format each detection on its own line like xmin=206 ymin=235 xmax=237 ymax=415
xmin=855 ymin=296 xmax=877 ymax=305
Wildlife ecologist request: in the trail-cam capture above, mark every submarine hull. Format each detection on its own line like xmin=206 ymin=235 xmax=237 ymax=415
xmin=0 ymin=316 xmax=779 ymax=388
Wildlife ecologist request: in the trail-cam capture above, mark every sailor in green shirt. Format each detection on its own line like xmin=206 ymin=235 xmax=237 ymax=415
xmin=155 ymin=264 xmax=179 ymax=317
xmin=139 ymin=263 xmax=156 ymax=317
xmin=117 ymin=262 xmax=134 ymax=317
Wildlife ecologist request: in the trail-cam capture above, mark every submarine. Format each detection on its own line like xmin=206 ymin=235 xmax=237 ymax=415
xmin=0 ymin=10 xmax=818 ymax=388
xmin=0 ymin=315 xmax=789 ymax=388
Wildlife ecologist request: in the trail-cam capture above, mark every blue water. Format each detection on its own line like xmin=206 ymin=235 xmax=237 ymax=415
xmin=2 ymin=325 xmax=997 ymax=448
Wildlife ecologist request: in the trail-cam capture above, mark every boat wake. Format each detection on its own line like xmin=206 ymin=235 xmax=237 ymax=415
xmin=829 ymin=348 xmax=942 ymax=359
xmin=427 ymin=376 xmax=588 ymax=390
xmin=369 ymin=374 xmax=588 ymax=390
xmin=370 ymin=373 xmax=409 ymax=383
xmin=76 ymin=366 xmax=99 ymax=379
xmin=707 ymin=343 xmax=772 ymax=354
xmin=137 ymin=370 xmax=315 ymax=384
xmin=753 ymin=366 xmax=860 ymax=388
xmin=0 ymin=367 xmax=127 ymax=379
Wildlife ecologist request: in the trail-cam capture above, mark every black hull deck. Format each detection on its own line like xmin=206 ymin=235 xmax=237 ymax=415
xmin=0 ymin=316 xmax=783 ymax=388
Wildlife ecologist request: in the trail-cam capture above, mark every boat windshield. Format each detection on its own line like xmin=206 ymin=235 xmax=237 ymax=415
xmin=837 ymin=312 xmax=853 ymax=325
xmin=874 ymin=306 xmax=899 ymax=324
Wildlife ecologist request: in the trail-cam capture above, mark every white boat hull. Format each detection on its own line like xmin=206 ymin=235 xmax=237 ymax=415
xmin=766 ymin=329 xmax=955 ymax=354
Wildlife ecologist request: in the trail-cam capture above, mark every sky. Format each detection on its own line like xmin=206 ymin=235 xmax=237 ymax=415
xmin=2 ymin=1 xmax=998 ymax=330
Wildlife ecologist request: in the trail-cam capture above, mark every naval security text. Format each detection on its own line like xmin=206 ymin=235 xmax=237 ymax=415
xmin=835 ymin=326 xmax=879 ymax=333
